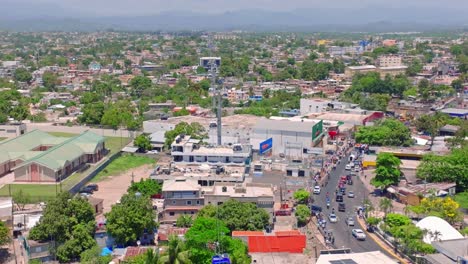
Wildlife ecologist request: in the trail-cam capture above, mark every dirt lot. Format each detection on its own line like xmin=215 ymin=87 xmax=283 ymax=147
xmin=92 ymin=164 xmax=155 ymax=214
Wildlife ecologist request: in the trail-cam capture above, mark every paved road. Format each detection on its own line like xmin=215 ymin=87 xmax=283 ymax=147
xmin=313 ymin=153 xmax=383 ymax=254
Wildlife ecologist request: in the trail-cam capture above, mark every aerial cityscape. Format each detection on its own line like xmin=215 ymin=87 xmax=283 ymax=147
xmin=0 ymin=1 xmax=467 ymax=264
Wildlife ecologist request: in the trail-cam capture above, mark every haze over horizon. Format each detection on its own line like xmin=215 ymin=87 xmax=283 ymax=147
xmin=1 ymin=0 xmax=468 ymax=31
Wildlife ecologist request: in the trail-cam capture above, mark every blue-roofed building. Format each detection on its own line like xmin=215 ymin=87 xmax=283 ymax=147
xmin=439 ymin=108 xmax=468 ymax=119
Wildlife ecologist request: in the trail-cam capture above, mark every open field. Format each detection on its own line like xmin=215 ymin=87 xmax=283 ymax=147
xmin=91 ymin=154 xmax=156 ymax=182
xmin=454 ymin=192 xmax=468 ymax=209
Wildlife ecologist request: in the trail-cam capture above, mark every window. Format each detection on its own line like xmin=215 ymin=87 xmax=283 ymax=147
xmin=196 ymin=200 xmax=200 ymax=205
xmin=191 ymin=211 xmax=195 ymax=214
xmin=172 ymin=200 xmax=176 ymax=204
xmin=169 ymin=212 xmax=175 ymax=216
xmin=186 ymin=201 xmax=192 ymax=205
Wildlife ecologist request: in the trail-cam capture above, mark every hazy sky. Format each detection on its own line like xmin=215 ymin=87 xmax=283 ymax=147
xmin=6 ymin=0 xmax=467 ymax=16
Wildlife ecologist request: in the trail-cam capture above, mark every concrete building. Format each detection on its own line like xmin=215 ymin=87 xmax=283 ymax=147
xmin=0 ymin=123 xmax=26 ymax=138
xmin=204 ymin=182 xmax=275 ymax=214
xmin=378 ymin=65 xmax=408 ymax=77
xmin=199 ymin=57 xmax=221 ymax=70
xmin=328 ymin=46 xmax=363 ymax=56
xmin=344 ymin=65 xmax=377 ymax=79
xmin=251 ymin=118 xmax=323 ymax=157
xmin=424 ymin=238 xmax=468 ymax=264
xmin=316 ymin=251 xmax=397 ymax=264
xmin=377 ymin=55 xmax=402 ymax=67
xmin=160 ymin=178 xmax=204 ymax=224
xmin=170 ymin=135 xmax=251 ymax=165
xmin=300 ymin=99 xmax=356 ymax=115
xmin=0 ymin=130 xmax=105 ymax=182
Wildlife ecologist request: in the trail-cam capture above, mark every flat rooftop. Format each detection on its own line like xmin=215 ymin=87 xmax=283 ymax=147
xmin=204 ymin=182 xmax=274 ymax=198
xmin=313 ymin=112 xmax=368 ymax=124
xmin=316 ymin=251 xmax=398 ymax=264
xmin=145 ymin=114 xmax=261 ymax=131
xmin=347 ymin=65 xmax=377 ymax=70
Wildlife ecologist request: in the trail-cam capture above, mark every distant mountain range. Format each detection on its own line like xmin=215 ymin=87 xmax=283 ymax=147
xmin=0 ymin=4 xmax=467 ymax=32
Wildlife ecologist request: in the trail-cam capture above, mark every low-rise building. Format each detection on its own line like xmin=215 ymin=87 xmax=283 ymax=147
xmin=344 ymin=65 xmax=377 ymax=79
xmin=0 ymin=130 xmax=106 ymax=182
xmin=160 ymin=178 xmax=204 ymax=223
xmin=170 ymin=135 xmax=251 ymax=165
xmin=377 ymin=55 xmax=402 ymax=67
xmin=204 ymin=182 xmax=275 ymax=214
xmin=378 ymin=65 xmax=408 ymax=77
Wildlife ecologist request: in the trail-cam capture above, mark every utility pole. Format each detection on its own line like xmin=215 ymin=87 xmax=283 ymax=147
xmin=207 ymin=34 xmax=222 ymax=146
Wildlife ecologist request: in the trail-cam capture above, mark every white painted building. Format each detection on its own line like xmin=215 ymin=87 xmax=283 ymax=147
xmin=171 ymin=135 xmax=251 ymax=165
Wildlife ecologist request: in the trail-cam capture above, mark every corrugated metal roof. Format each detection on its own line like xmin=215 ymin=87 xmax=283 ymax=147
xmin=232 ymin=231 xmax=264 ymax=237
xmin=14 ymin=130 xmax=104 ymax=171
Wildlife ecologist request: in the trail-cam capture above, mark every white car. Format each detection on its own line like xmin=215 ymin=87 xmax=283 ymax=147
xmin=345 ymin=164 xmax=351 ymax=170
xmin=348 ymin=191 xmax=355 ymax=198
xmin=354 ymin=166 xmax=361 ymax=172
xmin=147 ymin=150 xmax=159 ymax=154
xmin=352 ymin=229 xmax=367 ymax=240
xmin=313 ymin=186 xmax=321 ymax=194
xmin=346 ymin=217 xmax=355 ymax=226
xmin=329 ymin=213 xmax=338 ymax=223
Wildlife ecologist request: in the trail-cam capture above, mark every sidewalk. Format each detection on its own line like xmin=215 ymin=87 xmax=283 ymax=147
xmin=356 ymin=217 xmax=410 ymax=264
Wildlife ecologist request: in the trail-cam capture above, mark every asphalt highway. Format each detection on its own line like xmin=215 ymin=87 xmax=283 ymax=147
xmin=313 ymin=153 xmax=384 ymax=254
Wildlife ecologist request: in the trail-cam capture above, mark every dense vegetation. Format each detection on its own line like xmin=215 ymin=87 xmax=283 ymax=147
xmin=355 ymin=119 xmax=413 ymax=146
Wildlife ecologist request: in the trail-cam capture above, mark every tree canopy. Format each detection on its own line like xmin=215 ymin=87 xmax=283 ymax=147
xmin=185 ymin=217 xmax=250 ymax=264
xmin=355 ymin=119 xmax=413 ymax=146
xmin=134 ymin=134 xmax=152 ymax=152
xmin=371 ymin=152 xmax=402 ymax=189
xmin=28 ymin=192 xmax=96 ymax=262
xmin=14 ymin=68 xmax=33 ymax=83
xmin=295 ymin=204 xmax=311 ymax=226
xmin=196 ymin=200 xmax=270 ymax=232
xmin=293 ymin=189 xmax=310 ymax=204
xmin=105 ymin=193 xmax=157 ymax=246
xmin=164 ymin=122 xmax=207 ymax=147
xmin=127 ymin=178 xmax=162 ymax=197
xmin=417 ymin=146 xmax=468 ymax=191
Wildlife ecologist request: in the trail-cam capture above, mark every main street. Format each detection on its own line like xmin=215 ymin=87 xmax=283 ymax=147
xmin=313 ymin=153 xmax=384 ymax=254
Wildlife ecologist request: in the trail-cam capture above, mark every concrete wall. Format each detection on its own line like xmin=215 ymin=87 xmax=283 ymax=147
xmin=251 ymin=129 xmax=312 ymax=158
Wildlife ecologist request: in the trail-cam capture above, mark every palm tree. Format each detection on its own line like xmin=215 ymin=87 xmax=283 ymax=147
xmin=379 ymin=198 xmax=393 ymax=218
xmin=175 ymin=215 xmax=193 ymax=228
xmin=363 ymin=198 xmax=374 ymax=218
xmin=143 ymin=248 xmax=161 ymax=264
xmin=160 ymin=235 xmax=191 ymax=264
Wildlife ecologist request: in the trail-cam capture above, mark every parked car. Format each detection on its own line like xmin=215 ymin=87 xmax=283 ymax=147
xmin=338 ymin=203 xmax=346 ymax=212
xmin=352 ymin=229 xmax=367 ymax=240
xmin=347 ymin=191 xmax=355 ymax=198
xmin=313 ymin=186 xmax=321 ymax=195
xmin=80 ymin=186 xmax=95 ymax=194
xmin=147 ymin=150 xmax=159 ymax=154
xmin=354 ymin=166 xmax=361 ymax=172
xmin=310 ymin=205 xmax=323 ymax=215
xmin=329 ymin=213 xmax=338 ymax=223
xmin=345 ymin=164 xmax=351 ymax=170
xmin=86 ymin=184 xmax=99 ymax=192
xmin=346 ymin=217 xmax=355 ymax=226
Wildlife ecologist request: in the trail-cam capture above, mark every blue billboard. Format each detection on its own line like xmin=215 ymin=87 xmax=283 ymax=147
xmin=259 ymin=138 xmax=273 ymax=154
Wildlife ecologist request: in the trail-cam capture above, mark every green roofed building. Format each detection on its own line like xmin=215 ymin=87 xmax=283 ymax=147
xmin=0 ymin=130 xmax=106 ymax=182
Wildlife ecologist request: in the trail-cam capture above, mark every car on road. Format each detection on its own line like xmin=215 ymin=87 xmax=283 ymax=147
xmin=345 ymin=164 xmax=351 ymax=170
xmin=329 ymin=213 xmax=338 ymax=223
xmin=347 ymin=191 xmax=355 ymax=198
xmin=347 ymin=179 xmax=353 ymax=185
xmin=147 ymin=150 xmax=159 ymax=154
xmin=313 ymin=186 xmax=321 ymax=194
xmin=352 ymin=229 xmax=367 ymax=240
xmin=346 ymin=217 xmax=355 ymax=226
xmin=354 ymin=166 xmax=361 ymax=172
xmin=336 ymin=195 xmax=343 ymax=202
xmin=338 ymin=203 xmax=346 ymax=212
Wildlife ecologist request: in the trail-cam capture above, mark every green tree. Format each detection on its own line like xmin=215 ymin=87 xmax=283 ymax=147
xmin=14 ymin=68 xmax=33 ymax=83
xmin=134 ymin=134 xmax=152 ymax=152
xmin=379 ymin=198 xmax=393 ymax=217
xmin=415 ymin=113 xmax=451 ymax=146
xmin=176 ymin=215 xmax=194 ymax=228
xmin=287 ymin=57 xmax=296 ymax=65
xmin=128 ymin=179 xmax=161 ymax=197
xmin=293 ymin=189 xmax=310 ymax=204
xmin=196 ymin=66 xmax=207 ymax=74
xmin=29 ymin=192 xmax=95 ymax=244
xmin=79 ymin=102 xmax=105 ymax=125
xmin=173 ymin=108 xmax=190 ymax=117
xmin=355 ymin=119 xmax=412 ymax=146
xmin=10 ymin=99 xmax=30 ymax=123
xmin=0 ymin=221 xmax=9 ymax=246
xmin=105 ymin=193 xmax=157 ymax=245
xmin=12 ymin=189 xmax=31 ymax=211
xmin=217 ymin=199 xmax=270 ymax=231
xmin=56 ymin=223 xmax=97 ymax=262
xmin=127 ymin=248 xmax=161 ymax=264
xmin=160 ymin=236 xmax=191 ymax=264
xmin=42 ymin=71 xmax=60 ymax=91
xmin=295 ymin=204 xmax=311 ymax=226
xmin=164 ymin=122 xmax=207 ymax=147
xmin=130 ymin=76 xmax=152 ymax=97
xmin=371 ymin=153 xmax=402 ymax=189
xmin=80 ymin=245 xmax=113 ymax=264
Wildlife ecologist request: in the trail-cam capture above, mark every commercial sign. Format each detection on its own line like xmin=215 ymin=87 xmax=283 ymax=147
xmin=259 ymin=138 xmax=273 ymax=154
xmin=312 ymin=120 xmax=324 ymax=141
